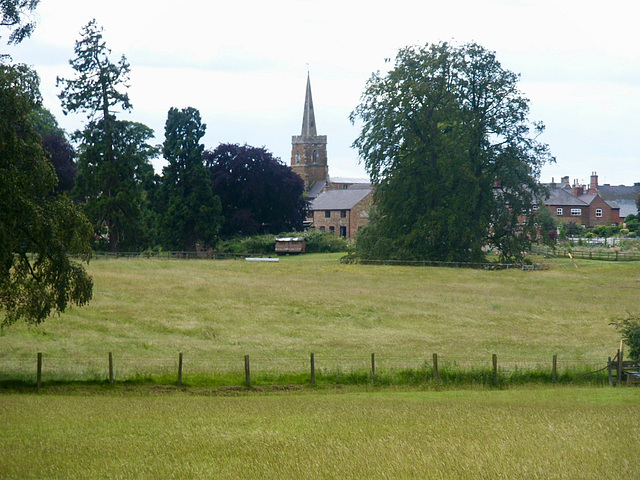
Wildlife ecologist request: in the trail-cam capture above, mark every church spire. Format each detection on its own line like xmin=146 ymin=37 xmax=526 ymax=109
xmin=301 ymin=73 xmax=317 ymax=137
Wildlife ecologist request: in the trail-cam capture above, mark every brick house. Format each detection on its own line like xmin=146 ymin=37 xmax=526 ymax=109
xmin=307 ymin=188 xmax=373 ymax=239
xmin=542 ymin=174 xmax=622 ymax=226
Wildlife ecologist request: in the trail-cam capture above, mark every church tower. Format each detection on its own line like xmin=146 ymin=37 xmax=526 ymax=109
xmin=290 ymin=74 xmax=328 ymax=194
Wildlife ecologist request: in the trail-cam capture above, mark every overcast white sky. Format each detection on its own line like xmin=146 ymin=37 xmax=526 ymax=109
xmin=5 ymin=0 xmax=640 ymax=185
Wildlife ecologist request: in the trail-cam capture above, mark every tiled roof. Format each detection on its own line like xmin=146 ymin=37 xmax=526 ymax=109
xmin=599 ymin=184 xmax=640 ymax=218
xmin=543 ymin=187 xmax=587 ymax=207
xmin=307 ymin=181 xmax=327 ymax=199
xmin=310 ymin=188 xmax=373 ymax=211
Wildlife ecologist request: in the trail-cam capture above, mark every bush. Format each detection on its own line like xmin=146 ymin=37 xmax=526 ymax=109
xmin=611 ymin=313 xmax=640 ymax=361
xmin=219 ymin=235 xmax=276 ymax=254
xmin=299 ymin=230 xmax=348 ymax=253
xmin=217 ymin=230 xmax=349 ymax=255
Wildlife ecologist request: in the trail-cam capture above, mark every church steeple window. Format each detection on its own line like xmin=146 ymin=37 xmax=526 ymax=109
xmin=312 ymin=150 xmax=318 ymax=164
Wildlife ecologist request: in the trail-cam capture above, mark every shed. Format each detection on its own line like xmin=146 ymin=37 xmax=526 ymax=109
xmin=275 ymin=237 xmax=306 ymax=254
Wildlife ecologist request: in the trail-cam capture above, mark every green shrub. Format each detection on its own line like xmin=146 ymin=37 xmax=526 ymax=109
xmin=611 ymin=313 xmax=640 ymax=361
xmin=219 ymin=235 xmax=276 ymax=254
xmin=217 ymin=231 xmax=349 ymax=255
xmin=302 ymin=230 xmax=348 ymax=253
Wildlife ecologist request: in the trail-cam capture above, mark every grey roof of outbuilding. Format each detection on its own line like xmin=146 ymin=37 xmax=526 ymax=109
xmin=597 ymin=184 xmax=639 ymax=217
xmin=330 ymin=177 xmax=371 ymax=184
xmin=310 ymin=188 xmax=373 ymax=210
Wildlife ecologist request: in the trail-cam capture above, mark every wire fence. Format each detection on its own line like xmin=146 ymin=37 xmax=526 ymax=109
xmin=0 ymin=351 xmax=613 ymax=387
xmin=531 ymin=245 xmax=640 ymax=261
xmin=341 ymin=258 xmax=548 ymax=270
xmin=87 ymin=251 xmax=271 ymax=260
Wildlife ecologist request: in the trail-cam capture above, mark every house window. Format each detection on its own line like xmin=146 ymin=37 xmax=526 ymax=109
xmin=532 ymin=204 xmax=539 ymax=211
xmin=329 ymin=226 xmax=335 ymax=234
xmin=319 ymin=226 xmax=325 ymax=231
xmin=324 ymin=210 xmax=331 ymax=218
xmin=556 ymin=208 xmax=563 ymax=216
xmin=596 ymin=208 xmax=603 ymax=218
xmin=340 ymin=210 xmax=347 ymax=218
xmin=571 ymin=208 xmax=582 ymax=216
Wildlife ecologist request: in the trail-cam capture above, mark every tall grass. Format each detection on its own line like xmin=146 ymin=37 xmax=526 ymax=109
xmin=1 ymin=255 xmax=638 ymax=385
xmin=1 ymin=387 xmax=639 ymax=479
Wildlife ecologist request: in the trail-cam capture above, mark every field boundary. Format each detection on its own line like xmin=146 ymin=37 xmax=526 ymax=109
xmin=2 ymin=352 xmax=614 ymax=389
xmin=341 ymin=258 xmax=548 ymax=270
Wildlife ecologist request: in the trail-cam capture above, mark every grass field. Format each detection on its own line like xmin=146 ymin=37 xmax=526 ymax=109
xmin=1 ymin=386 xmax=639 ymax=479
xmin=1 ymin=254 xmax=639 ymax=384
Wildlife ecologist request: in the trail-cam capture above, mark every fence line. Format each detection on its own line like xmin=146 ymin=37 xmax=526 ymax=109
xmin=0 ymin=352 xmax=612 ymax=387
xmin=342 ymin=258 xmax=548 ymax=270
xmin=531 ymin=245 xmax=640 ymax=262
xmin=86 ymin=251 xmax=269 ymax=260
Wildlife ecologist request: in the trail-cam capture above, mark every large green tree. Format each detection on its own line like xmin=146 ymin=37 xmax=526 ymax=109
xmin=158 ymin=107 xmax=222 ymax=251
xmin=57 ymin=19 xmax=155 ymax=252
xmin=0 ymin=63 xmax=93 ymax=326
xmin=351 ymin=42 xmax=553 ymax=262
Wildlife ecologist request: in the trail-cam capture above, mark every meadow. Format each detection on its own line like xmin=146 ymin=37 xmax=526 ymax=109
xmin=1 ymin=254 xmax=639 ymax=384
xmin=1 ymin=387 xmax=639 ymax=479
xmin=2 ymin=254 xmax=640 ymax=479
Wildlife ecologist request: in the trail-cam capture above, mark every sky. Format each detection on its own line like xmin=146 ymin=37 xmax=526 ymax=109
xmin=5 ymin=0 xmax=640 ymax=186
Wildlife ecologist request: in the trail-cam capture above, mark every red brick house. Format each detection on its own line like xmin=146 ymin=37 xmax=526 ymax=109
xmin=542 ymin=174 xmax=622 ymax=226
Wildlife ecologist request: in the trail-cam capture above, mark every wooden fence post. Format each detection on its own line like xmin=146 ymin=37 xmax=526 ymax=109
xmin=552 ymin=354 xmax=557 ymax=384
xmin=432 ymin=353 xmax=439 ymax=380
xmin=310 ymin=353 xmax=315 ymax=385
xmin=608 ymin=356 xmax=613 ymax=386
xmin=616 ymin=348 xmax=623 ymax=386
xmin=244 ymin=355 xmax=251 ymax=388
xmin=492 ymin=354 xmax=498 ymax=384
xmin=37 ymin=352 xmax=42 ymax=391
xmin=371 ymin=353 xmax=376 ymax=380
xmin=108 ymin=352 xmax=114 ymax=385
xmin=177 ymin=352 xmax=183 ymax=386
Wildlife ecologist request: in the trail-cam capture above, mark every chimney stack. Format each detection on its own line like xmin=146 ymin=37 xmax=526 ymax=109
xmin=588 ymin=172 xmax=598 ymax=194
xmin=572 ymin=179 xmax=584 ymax=197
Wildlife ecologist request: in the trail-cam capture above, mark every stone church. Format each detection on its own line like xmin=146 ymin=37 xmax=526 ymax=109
xmin=289 ymin=75 xmax=373 ymax=239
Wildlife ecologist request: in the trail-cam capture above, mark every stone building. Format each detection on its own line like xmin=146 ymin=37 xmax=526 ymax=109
xmin=289 ymin=75 xmax=373 ymax=238
xmin=290 ymin=74 xmax=329 ymax=198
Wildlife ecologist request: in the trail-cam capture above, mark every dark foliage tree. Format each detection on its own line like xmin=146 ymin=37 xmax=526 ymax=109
xmin=41 ymin=132 xmax=77 ymax=193
xmin=57 ymin=19 xmax=156 ymax=251
xmin=158 ymin=107 xmax=222 ymax=251
xmin=32 ymin=107 xmax=77 ymax=193
xmin=0 ymin=63 xmax=93 ymax=326
xmin=204 ymin=143 xmax=307 ymax=237
xmin=351 ymin=42 xmax=553 ymax=262
xmin=1 ymin=0 xmax=39 ymax=46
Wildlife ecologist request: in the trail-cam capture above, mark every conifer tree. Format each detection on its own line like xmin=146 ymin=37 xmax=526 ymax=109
xmin=57 ymin=20 xmax=156 ymax=251
xmin=158 ymin=107 xmax=222 ymax=251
